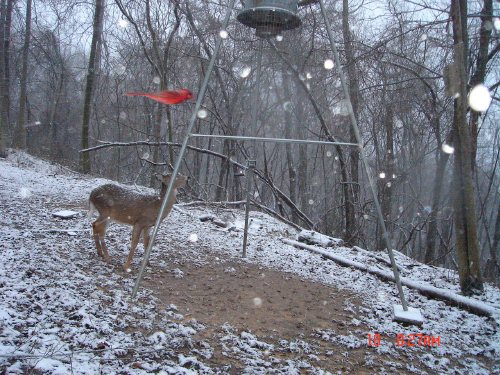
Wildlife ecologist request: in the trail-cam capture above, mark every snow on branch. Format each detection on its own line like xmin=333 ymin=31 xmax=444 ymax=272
xmin=297 ymin=230 xmax=343 ymax=247
xmin=178 ymin=200 xmax=302 ymax=230
xmin=81 ymin=140 xmax=314 ymax=229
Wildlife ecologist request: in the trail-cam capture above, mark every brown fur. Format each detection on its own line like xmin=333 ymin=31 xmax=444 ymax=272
xmin=89 ymin=174 xmax=188 ymax=271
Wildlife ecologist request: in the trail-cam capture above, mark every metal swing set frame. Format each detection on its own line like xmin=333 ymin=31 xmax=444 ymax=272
xmin=131 ymin=0 xmax=421 ymax=324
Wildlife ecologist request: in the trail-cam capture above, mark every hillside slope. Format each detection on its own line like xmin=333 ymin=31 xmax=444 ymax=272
xmin=0 ymin=151 xmax=498 ymax=374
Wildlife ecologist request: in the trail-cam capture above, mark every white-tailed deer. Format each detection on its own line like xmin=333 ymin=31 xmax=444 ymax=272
xmin=88 ymin=174 xmax=188 ymax=271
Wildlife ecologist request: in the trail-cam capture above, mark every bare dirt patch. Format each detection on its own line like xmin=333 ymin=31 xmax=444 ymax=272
xmin=140 ymin=256 xmax=408 ymax=373
xmin=144 ymin=260 xmax=357 ymax=339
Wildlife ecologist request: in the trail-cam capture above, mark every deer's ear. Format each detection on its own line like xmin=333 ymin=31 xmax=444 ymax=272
xmin=175 ymin=174 xmax=188 ymax=188
xmin=161 ymin=174 xmax=172 ymax=184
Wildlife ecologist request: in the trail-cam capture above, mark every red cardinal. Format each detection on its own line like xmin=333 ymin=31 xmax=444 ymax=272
xmin=125 ymin=88 xmax=193 ymax=105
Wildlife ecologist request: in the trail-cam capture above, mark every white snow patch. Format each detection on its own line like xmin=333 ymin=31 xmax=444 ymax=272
xmin=0 ymin=150 xmax=498 ymax=374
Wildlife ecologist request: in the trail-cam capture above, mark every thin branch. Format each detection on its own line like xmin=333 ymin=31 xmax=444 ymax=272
xmin=81 ymin=140 xmax=314 ymax=228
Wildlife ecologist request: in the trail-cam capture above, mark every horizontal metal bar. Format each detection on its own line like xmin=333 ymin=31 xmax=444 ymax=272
xmin=190 ymin=134 xmax=360 ymax=147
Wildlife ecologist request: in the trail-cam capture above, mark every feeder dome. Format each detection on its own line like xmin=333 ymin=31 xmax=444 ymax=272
xmin=237 ymin=0 xmax=302 ymax=38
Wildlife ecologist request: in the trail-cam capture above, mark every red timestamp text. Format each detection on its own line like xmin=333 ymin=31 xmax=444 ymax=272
xmin=367 ymin=333 xmax=441 ymax=347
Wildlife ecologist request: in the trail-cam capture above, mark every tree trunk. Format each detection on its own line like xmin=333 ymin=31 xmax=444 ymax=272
xmin=342 ymin=0 xmax=360 ymax=243
xmin=488 ymin=202 xmax=500 ymax=276
xmin=215 ymin=139 xmax=230 ymax=201
xmin=282 ymin=73 xmax=297 ymax=222
xmin=451 ymin=0 xmax=483 ymax=295
xmin=424 ymin=90 xmax=453 ymax=264
xmin=49 ymin=64 xmax=65 ymax=158
xmin=80 ymin=0 xmax=104 ymax=173
xmin=424 ymin=145 xmax=452 ymax=264
xmin=150 ymin=104 xmax=165 ymax=186
xmin=293 ymin=80 xmax=308 ymax=212
xmin=377 ymin=105 xmax=395 ymax=251
xmin=271 ymin=41 xmax=354 ymax=239
xmin=14 ymin=0 xmax=32 ymax=149
xmin=468 ymin=0 xmax=492 ymax=168
xmin=0 ymin=0 xmax=14 ymax=156
xmin=232 ymin=162 xmax=243 ymax=201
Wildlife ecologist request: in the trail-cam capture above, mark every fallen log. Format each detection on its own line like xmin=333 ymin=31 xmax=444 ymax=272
xmin=282 ymin=238 xmax=498 ymax=317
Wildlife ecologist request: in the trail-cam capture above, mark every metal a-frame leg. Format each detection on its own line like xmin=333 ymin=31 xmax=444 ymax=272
xmin=132 ymin=0 xmax=238 ymax=298
xmin=319 ymin=0 xmax=411 ymax=314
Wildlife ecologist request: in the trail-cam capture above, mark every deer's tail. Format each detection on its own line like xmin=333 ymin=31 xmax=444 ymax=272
xmin=87 ymin=200 xmax=96 ymax=220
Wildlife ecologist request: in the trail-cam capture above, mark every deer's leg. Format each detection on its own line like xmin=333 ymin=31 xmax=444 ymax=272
xmin=93 ymin=218 xmax=111 ymax=262
xmin=92 ymin=221 xmax=103 ymax=257
xmin=143 ymin=228 xmax=151 ymax=250
xmin=123 ymin=225 xmax=141 ymax=271
xmin=142 ymin=228 xmax=152 ymax=267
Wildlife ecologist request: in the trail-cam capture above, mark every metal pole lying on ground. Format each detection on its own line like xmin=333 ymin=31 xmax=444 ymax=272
xmin=318 ymin=0 xmax=413 ymax=317
xmin=132 ymin=0 xmax=237 ymax=298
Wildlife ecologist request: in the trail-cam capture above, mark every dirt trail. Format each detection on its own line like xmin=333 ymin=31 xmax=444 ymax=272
xmin=145 ymin=260 xmax=360 ymax=338
xmin=140 ymin=255 xmax=404 ymax=373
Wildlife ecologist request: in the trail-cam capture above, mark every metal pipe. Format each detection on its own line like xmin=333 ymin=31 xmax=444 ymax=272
xmin=242 ymin=38 xmax=264 ymax=257
xmin=132 ymin=0 xmax=237 ymax=298
xmin=319 ymin=0 xmax=408 ymax=310
xmin=242 ymin=160 xmax=256 ymax=257
xmin=190 ymin=134 xmax=359 ymax=147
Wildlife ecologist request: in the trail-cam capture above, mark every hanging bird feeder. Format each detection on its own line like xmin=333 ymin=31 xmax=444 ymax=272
xmin=237 ymin=0 xmax=302 ymax=38
xmin=134 ymin=0 xmax=423 ymax=327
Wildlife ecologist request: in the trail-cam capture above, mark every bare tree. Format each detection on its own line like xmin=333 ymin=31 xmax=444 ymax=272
xmin=468 ymin=0 xmax=494 ymax=166
xmin=342 ymin=0 xmax=360 ymax=243
xmin=80 ymin=0 xmax=105 ymax=173
xmin=7 ymin=0 xmax=497 ymax=284
xmin=14 ymin=0 xmax=32 ymax=149
xmin=451 ymin=0 xmax=483 ymax=295
xmin=0 ymin=0 xmax=15 ymax=157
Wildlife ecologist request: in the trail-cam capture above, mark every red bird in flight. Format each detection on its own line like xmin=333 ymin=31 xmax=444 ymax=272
xmin=125 ymin=88 xmax=193 ymax=105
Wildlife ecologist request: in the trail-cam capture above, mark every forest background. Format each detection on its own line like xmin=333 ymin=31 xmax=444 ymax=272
xmin=0 ymin=0 xmax=498 ymax=294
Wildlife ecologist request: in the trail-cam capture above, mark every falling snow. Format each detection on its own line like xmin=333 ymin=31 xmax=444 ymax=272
xmin=197 ymin=109 xmax=208 ymax=119
xmin=115 ymin=64 xmax=126 ymax=75
xmin=219 ymin=29 xmax=228 ymax=39
xmin=324 ymin=59 xmax=334 ymax=70
xmin=494 ymin=18 xmax=500 ymax=31
xmin=239 ymin=66 xmax=252 ymax=79
xmin=0 ymin=151 xmax=498 ymax=374
xmin=468 ymin=84 xmax=492 ymax=112
xmin=252 ymin=297 xmax=263 ymax=307
xmin=118 ymin=19 xmax=128 ymax=28
xmin=441 ymin=143 xmax=455 ymax=154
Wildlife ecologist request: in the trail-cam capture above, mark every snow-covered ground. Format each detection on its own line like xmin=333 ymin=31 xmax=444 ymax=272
xmin=0 ymin=151 xmax=498 ymax=374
